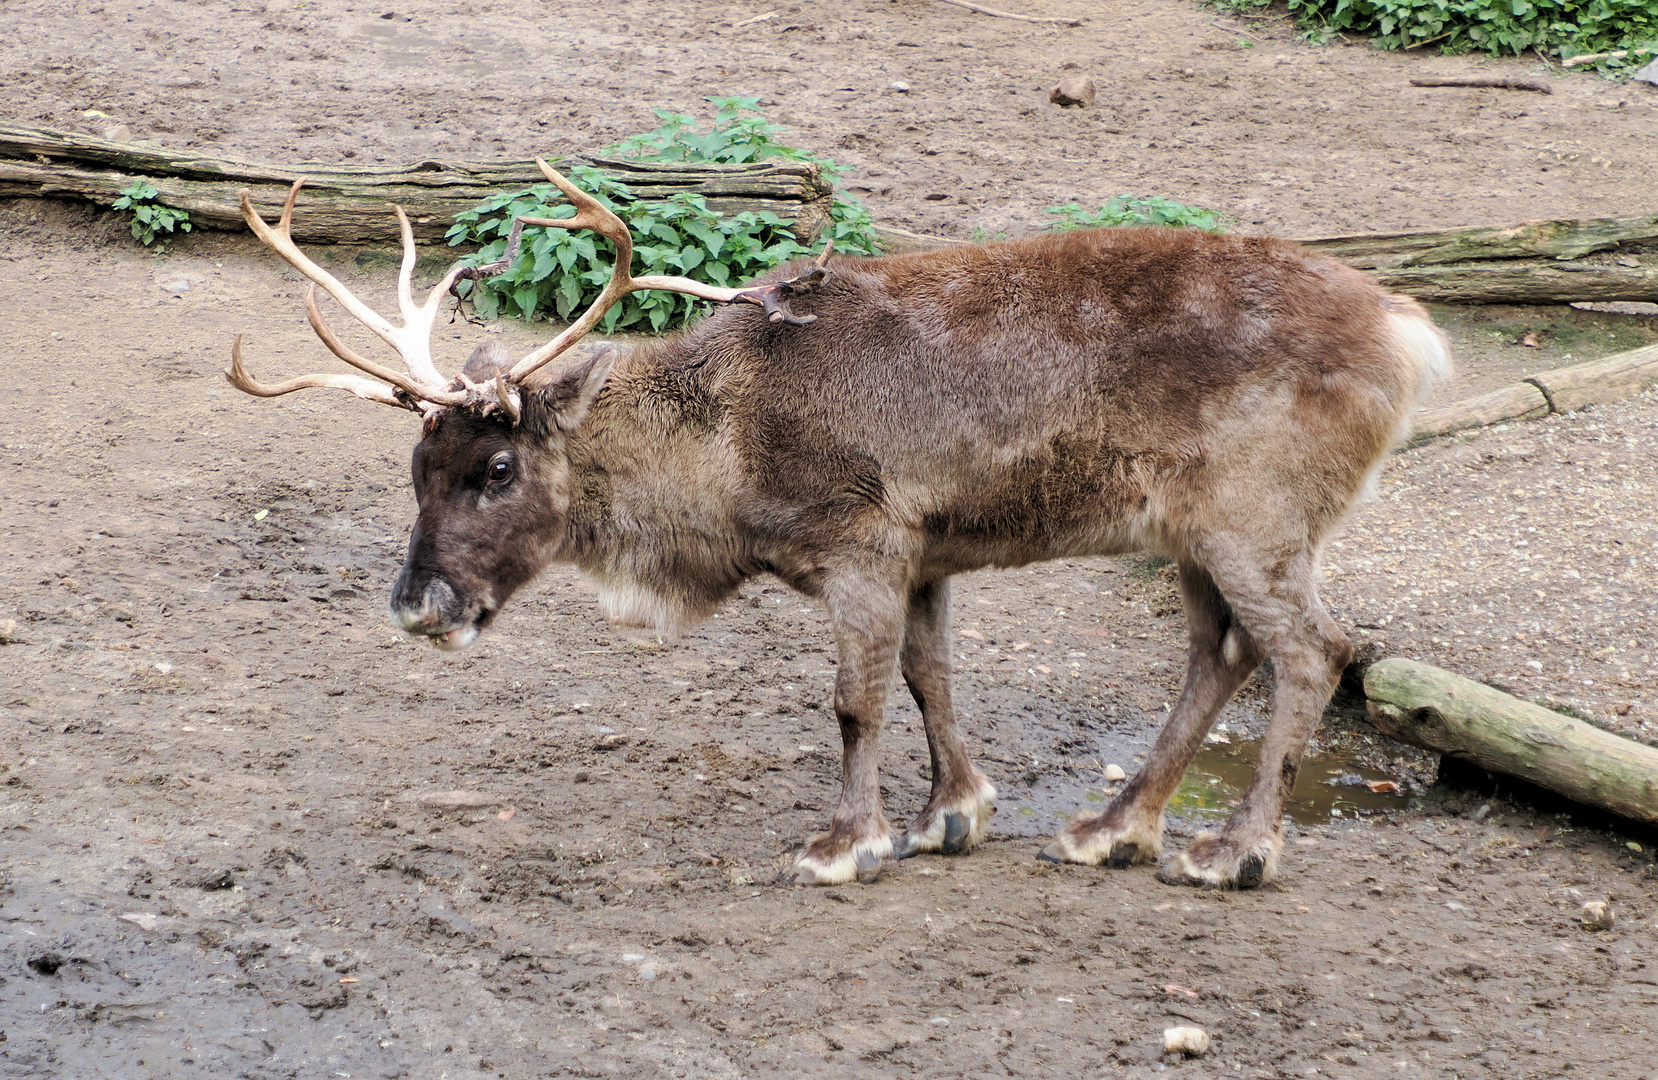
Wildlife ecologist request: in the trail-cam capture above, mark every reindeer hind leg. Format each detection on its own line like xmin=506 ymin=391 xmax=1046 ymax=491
xmin=1041 ymin=561 xmax=1261 ymax=868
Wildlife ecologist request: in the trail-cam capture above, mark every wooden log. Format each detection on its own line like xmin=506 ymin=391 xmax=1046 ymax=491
xmin=1296 ymin=214 xmax=1658 ymax=269
xmin=1526 ymin=343 xmax=1658 ymax=413
xmin=1298 ymin=214 xmax=1658 ymax=304
xmin=0 ymin=124 xmax=834 ymax=244
xmin=1365 ymin=658 xmax=1658 ymax=824
xmin=1364 ymin=258 xmax=1658 ymax=305
xmin=1411 ymin=381 xmax=1550 ymax=441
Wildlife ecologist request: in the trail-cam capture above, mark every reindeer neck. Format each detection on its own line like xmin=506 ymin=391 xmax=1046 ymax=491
xmin=553 ymin=342 xmax=753 ymax=635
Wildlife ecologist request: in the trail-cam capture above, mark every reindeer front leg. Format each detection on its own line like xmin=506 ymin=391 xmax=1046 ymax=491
xmin=793 ymin=570 xmax=905 ymax=886
xmin=891 ymin=579 xmax=997 ymax=859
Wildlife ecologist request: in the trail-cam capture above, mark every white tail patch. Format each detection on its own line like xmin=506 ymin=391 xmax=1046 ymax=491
xmin=1385 ymin=309 xmax=1453 ymax=405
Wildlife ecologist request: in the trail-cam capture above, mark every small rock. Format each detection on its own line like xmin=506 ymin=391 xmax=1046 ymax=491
xmin=190 ymin=869 xmax=236 ymax=891
xmin=638 ymin=964 xmax=659 ymax=980
xmin=102 ymin=123 xmax=132 ymax=143
xmin=1581 ymin=901 xmax=1615 ymax=931
xmin=1164 ymin=1025 xmax=1210 ymax=1057
xmin=1633 ymin=57 xmax=1658 ymax=86
xmin=1050 ymin=77 xmax=1096 ymax=108
xmin=162 ymin=280 xmax=190 ymax=295
xmin=119 ymin=912 xmax=159 ymax=931
xmin=891 ymin=81 xmax=910 ymax=93
xmin=1103 ymin=763 xmax=1127 ymax=782
xmin=0 ymin=618 xmax=19 ymax=644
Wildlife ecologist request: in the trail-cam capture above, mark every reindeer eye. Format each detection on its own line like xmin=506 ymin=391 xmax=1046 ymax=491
xmin=486 ymin=453 xmax=514 ymax=488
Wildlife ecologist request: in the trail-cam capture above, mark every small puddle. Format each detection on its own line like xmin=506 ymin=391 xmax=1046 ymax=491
xmin=1170 ymin=737 xmax=1409 ymax=824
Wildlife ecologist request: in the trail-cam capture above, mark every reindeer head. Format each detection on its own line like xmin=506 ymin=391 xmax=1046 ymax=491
xmin=227 ymin=162 xmax=829 ymax=650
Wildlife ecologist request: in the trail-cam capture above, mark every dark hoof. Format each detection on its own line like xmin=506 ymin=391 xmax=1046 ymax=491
xmin=854 ymin=847 xmax=883 ymax=884
xmin=1235 ymin=852 xmax=1266 ymax=890
xmin=1106 ymin=841 xmax=1143 ymax=868
xmin=891 ymin=834 xmax=921 ymax=860
xmin=940 ymin=812 xmax=971 ymax=855
xmin=1154 ymin=862 xmax=1198 ymax=887
xmin=1036 ymin=841 xmax=1069 ymax=864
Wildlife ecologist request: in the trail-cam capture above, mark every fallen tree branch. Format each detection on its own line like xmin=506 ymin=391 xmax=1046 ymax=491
xmin=1562 ymin=49 xmax=1628 ymax=67
xmin=1410 ymin=76 xmax=1552 ymax=94
xmin=1296 ymin=213 xmax=1658 ymax=305
xmin=1365 ymin=658 xmax=1658 ymax=824
xmin=1412 ymin=343 xmax=1658 ymax=441
xmin=935 ymin=0 xmax=1082 ymax=26
xmin=0 ymin=124 xmax=833 ymax=243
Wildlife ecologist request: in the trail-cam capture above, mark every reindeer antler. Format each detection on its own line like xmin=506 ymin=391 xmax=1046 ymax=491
xmin=227 ymin=179 xmax=483 ymax=411
xmin=505 ymin=161 xmax=834 ymax=385
xmin=228 ymin=166 xmax=834 ymax=418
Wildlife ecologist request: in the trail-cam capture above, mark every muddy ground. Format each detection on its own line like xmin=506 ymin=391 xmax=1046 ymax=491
xmin=2 ymin=1 xmax=1658 ymax=1078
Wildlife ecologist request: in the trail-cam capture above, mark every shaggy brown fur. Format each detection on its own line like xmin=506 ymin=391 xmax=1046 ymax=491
xmin=388 ymin=226 xmax=1449 ymax=888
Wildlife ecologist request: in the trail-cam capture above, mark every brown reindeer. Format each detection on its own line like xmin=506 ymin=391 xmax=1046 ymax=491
xmin=227 ymin=163 xmax=1449 ymax=888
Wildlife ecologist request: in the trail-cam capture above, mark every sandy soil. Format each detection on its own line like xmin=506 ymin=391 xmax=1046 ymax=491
xmin=2 ymin=2 xmax=1657 ymax=1078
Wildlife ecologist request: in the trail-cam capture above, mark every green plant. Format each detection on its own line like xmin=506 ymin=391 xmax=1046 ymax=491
xmin=448 ymin=98 xmax=881 ymax=331
xmin=448 ymin=167 xmax=819 ymax=330
xmin=112 ymin=181 xmax=192 ymax=245
xmin=1283 ymin=0 xmax=1658 ymax=68
xmin=606 ymin=95 xmax=816 ymax=165
xmin=1044 ymin=194 xmax=1226 ymax=232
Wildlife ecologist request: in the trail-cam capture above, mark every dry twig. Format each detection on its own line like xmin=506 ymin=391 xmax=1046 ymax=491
xmin=1410 ymin=76 xmax=1552 ymax=94
xmin=936 ymin=0 xmax=1082 ymax=26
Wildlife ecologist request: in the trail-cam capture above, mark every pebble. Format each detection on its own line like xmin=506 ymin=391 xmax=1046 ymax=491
xmin=1104 ymin=763 xmax=1127 ymax=782
xmin=1163 ymin=1025 xmax=1210 ymax=1057
xmin=891 ymin=81 xmax=910 ymax=93
xmin=162 ymin=280 xmax=190 ymax=295
xmin=1049 ymin=77 xmax=1096 ymax=108
xmin=1580 ymin=901 xmax=1615 ymax=931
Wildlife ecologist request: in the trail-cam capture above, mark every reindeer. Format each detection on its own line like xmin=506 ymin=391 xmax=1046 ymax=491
xmin=226 ymin=162 xmax=1449 ymax=888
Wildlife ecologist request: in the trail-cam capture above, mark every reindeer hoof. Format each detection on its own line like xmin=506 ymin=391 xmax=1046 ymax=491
xmin=1156 ymin=833 xmax=1279 ymax=889
xmin=894 ymin=784 xmax=997 ymax=859
xmin=793 ymin=836 xmax=893 ymax=886
xmin=1038 ymin=836 xmax=1152 ymax=867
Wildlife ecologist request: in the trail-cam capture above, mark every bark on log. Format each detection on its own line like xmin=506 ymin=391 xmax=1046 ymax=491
xmin=0 ymin=124 xmax=834 ymax=244
xmin=1365 ymin=658 xmax=1658 ymax=824
xmin=1297 ymin=213 xmax=1658 ymax=304
xmin=1411 ymin=342 xmax=1658 ymax=442
xmin=1412 ymin=382 xmax=1550 ymax=441
xmin=1527 ymin=342 xmax=1658 ymax=413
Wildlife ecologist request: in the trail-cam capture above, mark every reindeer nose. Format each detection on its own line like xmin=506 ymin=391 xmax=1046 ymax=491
xmin=391 ymin=578 xmax=459 ymax=634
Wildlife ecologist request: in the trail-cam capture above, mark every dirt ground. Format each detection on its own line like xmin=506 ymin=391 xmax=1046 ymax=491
xmin=2 ymin=2 xmax=1658 ymax=1078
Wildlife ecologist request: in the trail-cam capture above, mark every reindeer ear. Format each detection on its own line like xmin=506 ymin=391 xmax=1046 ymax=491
xmin=459 ymin=339 xmax=513 ymax=383
xmin=541 ymin=345 xmax=617 ymax=432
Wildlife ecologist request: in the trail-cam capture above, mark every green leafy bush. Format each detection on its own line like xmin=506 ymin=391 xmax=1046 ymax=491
xmin=112 ymin=181 xmax=192 ymax=245
xmin=607 ymin=95 xmax=815 ymax=165
xmin=1045 ymin=195 xmax=1226 ymax=232
xmin=447 ymin=97 xmax=881 ymax=331
xmin=1281 ymin=0 xmax=1658 ymax=67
